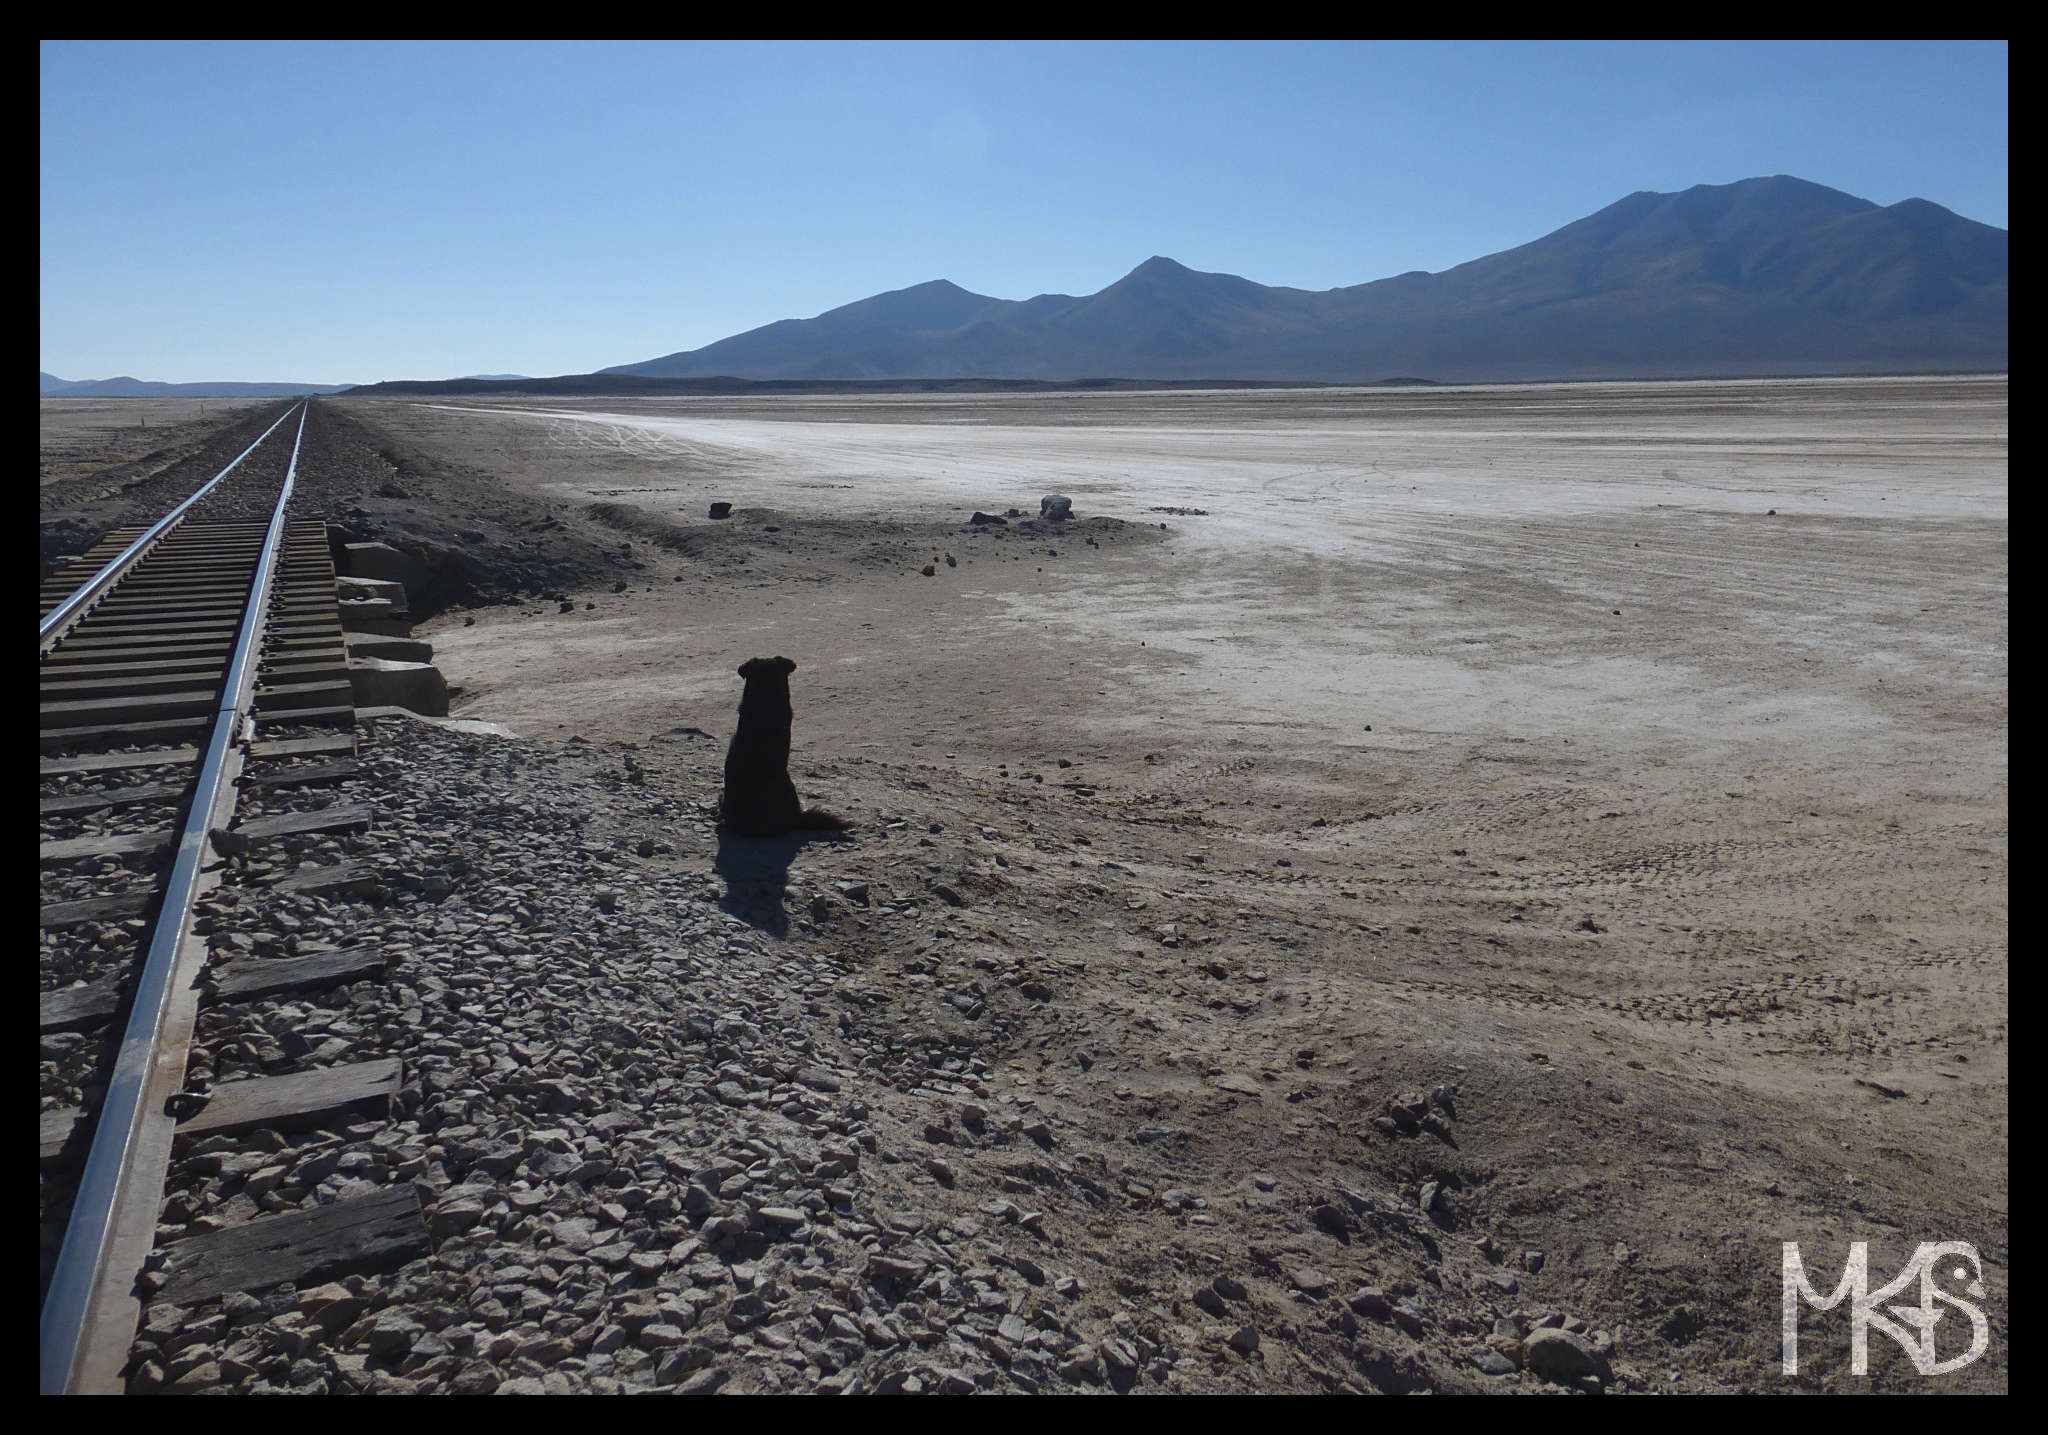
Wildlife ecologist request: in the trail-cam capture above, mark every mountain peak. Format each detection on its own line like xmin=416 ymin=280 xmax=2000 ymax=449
xmin=596 ymin=175 xmax=2003 ymax=384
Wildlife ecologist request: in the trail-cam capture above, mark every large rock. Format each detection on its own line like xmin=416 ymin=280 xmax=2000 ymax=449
xmin=342 ymin=542 xmax=430 ymax=593
xmin=348 ymin=657 xmax=449 ymax=717
xmin=1040 ymin=494 xmax=1073 ymax=521
xmin=1522 ymin=1327 xmax=1613 ymax=1385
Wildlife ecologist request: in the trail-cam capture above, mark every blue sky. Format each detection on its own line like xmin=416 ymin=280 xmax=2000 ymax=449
xmin=40 ymin=40 xmax=2008 ymax=384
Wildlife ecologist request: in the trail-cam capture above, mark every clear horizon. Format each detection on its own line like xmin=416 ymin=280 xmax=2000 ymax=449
xmin=41 ymin=40 xmax=2008 ymax=385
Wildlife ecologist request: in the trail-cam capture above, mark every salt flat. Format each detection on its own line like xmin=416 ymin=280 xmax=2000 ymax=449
xmin=349 ymin=375 xmax=2005 ymax=1389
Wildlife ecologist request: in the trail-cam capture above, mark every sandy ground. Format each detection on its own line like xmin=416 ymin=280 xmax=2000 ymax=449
xmin=332 ymin=379 xmax=2003 ymax=1389
xmin=39 ymin=397 xmax=274 ymax=491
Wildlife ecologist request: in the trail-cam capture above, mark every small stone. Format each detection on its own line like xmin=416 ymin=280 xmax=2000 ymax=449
xmin=171 ymin=1360 xmax=222 ymax=1389
xmin=1212 ymin=1274 xmax=1249 ymax=1301
xmin=639 ymin=1323 xmax=689 ymax=1350
xmin=1289 ymin=1267 xmax=1330 ymax=1296
xmin=724 ymin=1293 xmax=770 ymax=1330
xmin=364 ymin=1309 xmax=423 ymax=1356
xmin=448 ymin=1364 xmax=499 ymax=1395
xmin=1475 ymin=1348 xmax=1517 ymax=1376
xmin=870 ymin=1254 xmax=929 ymax=1284
xmin=550 ymin=1218 xmax=597 ymax=1251
xmin=1347 ymin=1286 xmax=1390 ymax=1319
xmin=1311 ymin=1204 xmax=1350 ymax=1236
xmin=1227 ymin=1325 xmax=1260 ymax=1354
xmin=1060 ymin=1345 xmax=1104 ymax=1384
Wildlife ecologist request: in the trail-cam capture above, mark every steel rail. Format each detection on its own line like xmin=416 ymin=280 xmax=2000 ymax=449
xmin=40 ymin=400 xmax=305 ymax=652
xmin=40 ymin=404 xmax=309 ymax=1395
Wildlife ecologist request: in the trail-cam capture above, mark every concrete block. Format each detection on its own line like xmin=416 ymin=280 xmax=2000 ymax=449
xmin=343 ymin=542 xmax=430 ymax=593
xmin=337 ymin=575 xmax=408 ymax=611
xmin=348 ymin=658 xmax=448 ymax=717
xmin=344 ymin=634 xmax=433 ymax=663
xmin=341 ymin=616 xmax=419 ymax=639
xmin=339 ymin=596 xmax=401 ymax=631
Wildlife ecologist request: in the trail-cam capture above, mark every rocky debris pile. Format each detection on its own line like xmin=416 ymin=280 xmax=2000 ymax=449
xmin=119 ymin=713 xmax=1674 ymax=1397
xmin=128 ymin=717 xmax=1190 ymax=1394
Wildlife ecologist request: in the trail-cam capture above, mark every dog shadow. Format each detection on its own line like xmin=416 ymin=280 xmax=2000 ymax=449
xmin=712 ymin=825 xmax=852 ymax=938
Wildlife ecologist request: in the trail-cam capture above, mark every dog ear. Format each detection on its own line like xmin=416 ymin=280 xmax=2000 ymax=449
xmin=776 ymin=656 xmax=796 ymax=674
xmin=737 ymin=658 xmax=768 ymax=679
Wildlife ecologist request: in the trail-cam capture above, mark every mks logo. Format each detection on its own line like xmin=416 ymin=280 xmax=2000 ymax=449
xmin=1782 ymin=1241 xmax=1989 ymax=1376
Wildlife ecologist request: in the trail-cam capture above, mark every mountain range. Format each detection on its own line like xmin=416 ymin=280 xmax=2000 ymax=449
xmin=596 ymin=176 xmax=2005 ymax=385
xmin=40 ymin=373 xmax=351 ymax=397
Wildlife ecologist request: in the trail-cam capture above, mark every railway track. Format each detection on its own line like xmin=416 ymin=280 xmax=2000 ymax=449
xmin=40 ymin=401 xmax=426 ymax=1394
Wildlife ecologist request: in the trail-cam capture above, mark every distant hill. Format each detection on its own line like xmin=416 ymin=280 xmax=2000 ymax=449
xmin=599 ymin=176 xmax=2005 ymax=384
xmin=456 ymin=374 xmax=531 ymax=381
xmin=339 ymin=374 xmax=1352 ymax=398
xmin=40 ymin=372 xmax=351 ymax=397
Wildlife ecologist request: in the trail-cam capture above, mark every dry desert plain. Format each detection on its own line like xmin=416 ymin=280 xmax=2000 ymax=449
xmin=349 ymin=376 xmax=2008 ymax=1390
xmin=152 ymin=376 xmax=2012 ymax=1391
xmin=38 ymin=396 xmax=276 ymax=491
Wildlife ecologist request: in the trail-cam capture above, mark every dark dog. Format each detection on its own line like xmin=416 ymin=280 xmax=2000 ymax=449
xmin=720 ymin=656 xmax=850 ymax=836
